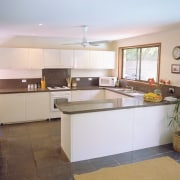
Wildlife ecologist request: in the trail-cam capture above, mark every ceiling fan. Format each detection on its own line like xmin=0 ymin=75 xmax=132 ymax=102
xmin=63 ymin=25 xmax=111 ymax=48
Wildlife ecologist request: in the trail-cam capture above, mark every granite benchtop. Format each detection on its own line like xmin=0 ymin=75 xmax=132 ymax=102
xmin=0 ymin=86 xmax=101 ymax=94
xmin=56 ymin=98 xmax=175 ymax=115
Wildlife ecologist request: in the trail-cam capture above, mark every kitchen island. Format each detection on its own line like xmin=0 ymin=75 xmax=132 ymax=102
xmin=56 ymin=98 xmax=174 ymax=162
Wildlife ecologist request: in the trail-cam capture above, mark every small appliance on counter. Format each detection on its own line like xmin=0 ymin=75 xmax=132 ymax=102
xmin=99 ymin=77 xmax=117 ymax=87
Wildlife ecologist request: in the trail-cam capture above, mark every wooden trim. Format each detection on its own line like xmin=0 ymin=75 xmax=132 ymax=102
xmin=118 ymin=43 xmax=161 ymax=82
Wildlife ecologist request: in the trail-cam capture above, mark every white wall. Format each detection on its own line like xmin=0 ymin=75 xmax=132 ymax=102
xmin=116 ymin=28 xmax=180 ymax=87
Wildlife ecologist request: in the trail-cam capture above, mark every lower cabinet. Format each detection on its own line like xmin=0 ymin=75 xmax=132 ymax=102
xmin=0 ymin=92 xmax=50 ymax=124
xmin=0 ymin=93 xmax=26 ymax=124
xmin=26 ymin=93 xmax=50 ymax=121
xmin=71 ymin=90 xmax=104 ymax=101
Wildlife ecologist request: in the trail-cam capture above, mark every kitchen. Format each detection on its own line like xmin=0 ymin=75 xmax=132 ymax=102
xmin=0 ymin=0 xmax=180 ymax=180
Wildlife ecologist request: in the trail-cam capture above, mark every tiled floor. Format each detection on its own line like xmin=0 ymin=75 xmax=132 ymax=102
xmin=0 ymin=119 xmax=179 ymax=180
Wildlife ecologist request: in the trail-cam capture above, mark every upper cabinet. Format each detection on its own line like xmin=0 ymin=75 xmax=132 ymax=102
xmin=0 ymin=48 xmax=43 ymax=69
xmin=0 ymin=48 xmax=115 ymax=69
xmin=43 ymin=49 xmax=60 ymax=68
xmin=28 ymin=48 xmax=44 ymax=69
xmin=43 ymin=49 xmax=74 ymax=68
xmin=73 ymin=50 xmax=115 ymax=69
xmin=0 ymin=48 xmax=29 ymax=69
xmin=73 ymin=50 xmax=90 ymax=69
xmin=59 ymin=50 xmax=74 ymax=68
xmin=102 ymin=51 xmax=116 ymax=69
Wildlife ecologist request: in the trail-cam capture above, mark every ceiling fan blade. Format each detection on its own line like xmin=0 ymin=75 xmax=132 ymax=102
xmin=89 ymin=40 xmax=112 ymax=45
xmin=60 ymin=25 xmax=113 ymax=47
xmin=61 ymin=42 xmax=82 ymax=46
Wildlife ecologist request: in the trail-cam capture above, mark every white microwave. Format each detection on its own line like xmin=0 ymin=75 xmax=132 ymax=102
xmin=99 ymin=77 xmax=117 ymax=87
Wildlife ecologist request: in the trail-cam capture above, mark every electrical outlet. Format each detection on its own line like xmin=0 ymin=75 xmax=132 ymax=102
xmin=169 ymin=87 xmax=175 ymax=94
xmin=76 ymin=78 xmax=80 ymax=81
xmin=22 ymin=79 xmax=27 ymax=83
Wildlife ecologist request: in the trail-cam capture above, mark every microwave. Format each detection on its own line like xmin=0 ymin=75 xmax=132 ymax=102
xmin=99 ymin=77 xmax=117 ymax=87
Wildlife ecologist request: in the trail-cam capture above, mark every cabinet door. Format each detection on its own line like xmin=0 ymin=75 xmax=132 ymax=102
xmin=89 ymin=51 xmax=103 ymax=69
xmin=28 ymin=49 xmax=44 ymax=69
xmin=26 ymin=92 xmax=50 ymax=121
xmin=60 ymin=50 xmax=74 ymax=68
xmin=0 ymin=94 xmax=26 ymax=124
xmin=0 ymin=48 xmax=29 ymax=69
xmin=0 ymin=48 xmax=12 ymax=68
xmin=73 ymin=50 xmax=90 ymax=69
xmin=102 ymin=51 xmax=115 ymax=69
xmin=43 ymin=49 xmax=61 ymax=68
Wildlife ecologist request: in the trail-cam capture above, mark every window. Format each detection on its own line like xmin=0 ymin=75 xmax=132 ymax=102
xmin=120 ymin=43 xmax=161 ymax=82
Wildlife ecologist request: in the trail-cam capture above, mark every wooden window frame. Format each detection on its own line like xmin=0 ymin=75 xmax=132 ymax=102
xmin=118 ymin=43 xmax=161 ymax=83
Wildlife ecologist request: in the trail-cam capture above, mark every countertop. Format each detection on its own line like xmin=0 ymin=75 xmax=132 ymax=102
xmin=0 ymin=86 xmax=102 ymax=94
xmin=56 ymin=98 xmax=175 ymax=115
xmin=0 ymin=86 xmax=176 ymax=114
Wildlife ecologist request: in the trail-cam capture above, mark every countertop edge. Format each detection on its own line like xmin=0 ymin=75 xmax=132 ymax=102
xmin=56 ymin=99 xmax=175 ymax=115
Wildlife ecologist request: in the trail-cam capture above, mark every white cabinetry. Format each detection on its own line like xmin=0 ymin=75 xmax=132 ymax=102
xmin=43 ymin=49 xmax=60 ymax=68
xmin=26 ymin=92 xmax=50 ymax=121
xmin=28 ymin=49 xmax=44 ymax=69
xmin=89 ymin=50 xmax=103 ymax=68
xmin=61 ymin=104 xmax=173 ymax=162
xmin=73 ymin=50 xmax=90 ymax=69
xmin=0 ymin=92 xmax=50 ymax=124
xmin=60 ymin=50 xmax=74 ymax=68
xmin=0 ymin=48 xmax=29 ymax=69
xmin=0 ymin=48 xmax=115 ymax=69
xmin=73 ymin=50 xmax=115 ymax=69
xmin=0 ymin=93 xmax=26 ymax=123
xmin=102 ymin=51 xmax=115 ymax=69
xmin=133 ymin=105 xmax=173 ymax=150
xmin=0 ymin=48 xmax=44 ymax=69
xmin=44 ymin=49 xmax=74 ymax=68
xmin=71 ymin=90 xmax=104 ymax=101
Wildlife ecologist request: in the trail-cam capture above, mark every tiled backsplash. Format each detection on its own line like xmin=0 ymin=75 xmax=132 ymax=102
xmin=0 ymin=78 xmax=41 ymax=89
xmin=42 ymin=68 xmax=71 ymax=87
xmin=71 ymin=77 xmax=99 ymax=87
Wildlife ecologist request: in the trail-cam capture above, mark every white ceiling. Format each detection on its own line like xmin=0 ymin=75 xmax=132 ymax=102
xmin=0 ymin=0 xmax=180 ymax=46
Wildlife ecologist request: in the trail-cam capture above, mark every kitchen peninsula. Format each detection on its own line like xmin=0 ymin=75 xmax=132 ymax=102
xmin=56 ymin=97 xmax=174 ymax=162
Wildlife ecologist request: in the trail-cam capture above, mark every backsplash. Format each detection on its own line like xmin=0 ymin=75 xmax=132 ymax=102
xmin=42 ymin=68 xmax=71 ymax=87
xmin=71 ymin=77 xmax=99 ymax=87
xmin=126 ymin=80 xmax=180 ymax=98
xmin=0 ymin=78 xmax=41 ymax=89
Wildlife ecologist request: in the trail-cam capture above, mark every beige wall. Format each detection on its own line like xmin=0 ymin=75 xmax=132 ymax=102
xmin=115 ymin=28 xmax=180 ymax=87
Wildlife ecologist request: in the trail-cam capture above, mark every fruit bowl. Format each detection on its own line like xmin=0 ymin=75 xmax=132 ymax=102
xmin=144 ymin=93 xmax=163 ymax=102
